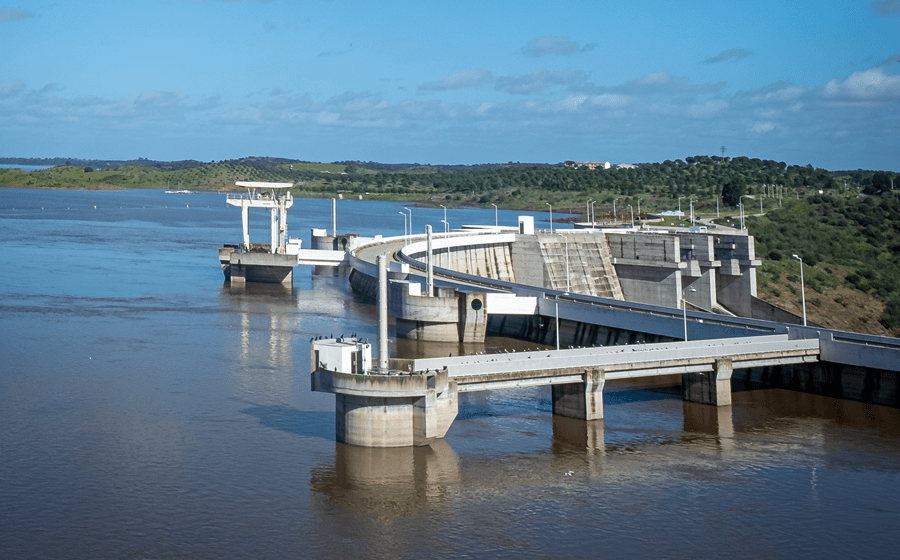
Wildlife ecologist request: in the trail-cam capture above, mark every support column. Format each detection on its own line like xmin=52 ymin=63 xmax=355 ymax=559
xmin=332 ymin=198 xmax=337 ymax=237
xmin=682 ymin=358 xmax=733 ymax=406
xmin=378 ymin=254 xmax=389 ymax=370
xmin=551 ymin=368 xmax=605 ymax=420
xmin=426 ymin=224 xmax=434 ymax=297
xmin=241 ymin=204 xmax=250 ymax=249
xmin=270 ymin=207 xmax=278 ymax=253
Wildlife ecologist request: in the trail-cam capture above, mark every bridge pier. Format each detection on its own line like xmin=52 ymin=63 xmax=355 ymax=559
xmin=551 ymin=368 xmax=606 ymax=420
xmin=682 ymin=357 xmax=734 ymax=406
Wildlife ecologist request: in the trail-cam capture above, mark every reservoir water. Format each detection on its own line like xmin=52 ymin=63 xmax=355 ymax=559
xmin=2 ymin=187 xmax=899 ymax=559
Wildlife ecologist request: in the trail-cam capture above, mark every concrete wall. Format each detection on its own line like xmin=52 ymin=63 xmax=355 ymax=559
xmin=608 ymin=233 xmax=684 ymax=308
xmin=510 ymin=235 xmax=545 ymax=288
xmin=733 ymin=361 xmax=898 ymax=408
xmin=751 ymin=296 xmax=807 ymax=325
xmin=714 ymin=234 xmax=760 ymax=316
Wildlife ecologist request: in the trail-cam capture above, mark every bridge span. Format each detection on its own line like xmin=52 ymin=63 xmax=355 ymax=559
xmin=312 ymin=334 xmax=823 ymax=447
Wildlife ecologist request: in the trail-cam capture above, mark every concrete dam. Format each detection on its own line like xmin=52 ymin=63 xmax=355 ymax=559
xmin=215 ymin=187 xmax=899 ymax=448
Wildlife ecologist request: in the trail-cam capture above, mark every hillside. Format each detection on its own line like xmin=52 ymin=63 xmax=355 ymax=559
xmin=2 ymin=155 xmax=898 ymax=336
xmin=748 ymin=194 xmax=900 ymax=336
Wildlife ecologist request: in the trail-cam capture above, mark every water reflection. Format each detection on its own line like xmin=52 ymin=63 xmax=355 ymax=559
xmin=310 ymin=440 xmax=460 ymax=523
xmin=219 ymin=282 xmax=298 ymax=398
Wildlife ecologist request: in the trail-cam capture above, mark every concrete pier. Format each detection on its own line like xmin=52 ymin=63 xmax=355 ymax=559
xmin=311 ymin=337 xmax=458 ymax=447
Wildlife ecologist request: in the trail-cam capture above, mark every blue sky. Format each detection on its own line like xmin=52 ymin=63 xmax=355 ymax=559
xmin=1 ymin=0 xmax=898 ymax=170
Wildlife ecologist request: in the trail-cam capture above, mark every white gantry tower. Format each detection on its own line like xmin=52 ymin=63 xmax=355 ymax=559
xmin=226 ymin=181 xmax=294 ymax=254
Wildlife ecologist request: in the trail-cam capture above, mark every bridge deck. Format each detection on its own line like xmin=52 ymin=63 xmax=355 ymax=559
xmin=408 ymin=335 xmax=821 ymax=392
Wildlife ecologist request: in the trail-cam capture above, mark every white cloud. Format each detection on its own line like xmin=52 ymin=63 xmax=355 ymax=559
xmin=705 ymin=48 xmax=751 ymax=63
xmin=749 ymin=122 xmax=776 ymax=134
xmin=0 ymin=7 xmax=33 ymax=23
xmin=522 ymin=36 xmax=580 ymax=57
xmin=135 ymin=89 xmax=186 ymax=107
xmin=419 ymin=70 xmax=493 ymax=91
xmin=872 ymin=0 xmax=900 ymax=16
xmin=821 ymin=68 xmax=900 ymax=101
xmin=494 ymin=69 xmax=587 ymax=95
xmin=686 ymin=99 xmax=727 ymax=118
xmin=0 ymin=80 xmax=25 ymax=98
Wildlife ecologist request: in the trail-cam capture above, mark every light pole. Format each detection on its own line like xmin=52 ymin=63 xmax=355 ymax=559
xmin=439 ymin=204 xmax=447 ymax=232
xmin=403 ymin=207 xmax=412 ymax=236
xmin=613 ymin=198 xmax=619 ymax=221
xmin=399 ymin=211 xmax=407 ymax=242
xmin=590 ymin=200 xmax=596 ymax=226
xmin=491 ymin=203 xmax=498 ymax=227
xmin=792 ymin=254 xmax=807 ymax=326
xmin=689 ymin=196 xmax=695 ymax=226
xmin=738 ymin=202 xmax=745 ymax=231
xmin=678 ymin=196 xmax=684 ymax=215
xmin=627 ymin=204 xmax=634 ymax=228
xmin=683 ymin=287 xmax=697 ymax=340
xmin=546 ymin=202 xmax=553 ymax=233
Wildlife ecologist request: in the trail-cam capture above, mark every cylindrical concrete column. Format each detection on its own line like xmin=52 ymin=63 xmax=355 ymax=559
xmin=241 ymin=205 xmax=250 ymax=249
xmin=270 ymin=207 xmax=277 ymax=253
xmin=426 ymin=224 xmax=434 ymax=297
xmin=378 ymin=254 xmax=389 ymax=370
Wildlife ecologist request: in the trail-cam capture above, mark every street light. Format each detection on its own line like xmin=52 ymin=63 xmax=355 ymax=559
xmin=683 ymin=287 xmax=697 ymax=340
xmin=439 ymin=204 xmax=447 ymax=232
xmin=739 ymin=195 xmax=751 ymax=230
xmin=491 ymin=203 xmax=498 ymax=227
xmin=403 ymin=207 xmax=412 ymax=235
xmin=590 ymin=200 xmax=596 ymax=226
xmin=627 ymin=204 xmax=634 ymax=227
xmin=613 ymin=198 xmax=619 ymax=221
xmin=546 ymin=202 xmax=553 ymax=233
xmin=689 ymin=196 xmax=695 ymax=226
xmin=792 ymin=254 xmax=807 ymax=326
xmin=678 ymin=196 xmax=684 ymax=215
xmin=398 ymin=211 xmax=407 ymax=242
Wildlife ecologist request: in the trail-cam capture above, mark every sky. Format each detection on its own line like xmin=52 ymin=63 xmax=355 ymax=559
xmin=1 ymin=0 xmax=898 ymax=170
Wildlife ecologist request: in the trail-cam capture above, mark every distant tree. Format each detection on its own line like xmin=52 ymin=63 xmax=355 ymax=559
xmin=722 ymin=176 xmax=746 ymax=206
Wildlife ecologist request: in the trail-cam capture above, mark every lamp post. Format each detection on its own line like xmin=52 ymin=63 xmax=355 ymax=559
xmin=590 ymin=200 xmax=596 ymax=226
xmin=439 ymin=204 xmax=447 ymax=232
xmin=683 ymin=287 xmax=697 ymax=340
xmin=399 ymin=211 xmax=408 ymax=242
xmin=678 ymin=196 xmax=684 ymax=215
xmin=491 ymin=203 xmax=498 ymax=227
xmin=613 ymin=198 xmax=619 ymax=221
xmin=403 ymin=207 xmax=412 ymax=236
xmin=740 ymin=195 xmax=751 ymax=230
xmin=627 ymin=204 xmax=634 ymax=227
xmin=792 ymin=254 xmax=807 ymax=326
xmin=689 ymin=196 xmax=695 ymax=226
xmin=546 ymin=202 xmax=553 ymax=233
